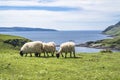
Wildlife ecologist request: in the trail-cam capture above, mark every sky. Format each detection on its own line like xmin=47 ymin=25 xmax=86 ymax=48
xmin=0 ymin=0 xmax=120 ymax=30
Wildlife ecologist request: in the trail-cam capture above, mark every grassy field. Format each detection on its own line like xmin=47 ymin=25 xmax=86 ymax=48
xmin=0 ymin=34 xmax=120 ymax=80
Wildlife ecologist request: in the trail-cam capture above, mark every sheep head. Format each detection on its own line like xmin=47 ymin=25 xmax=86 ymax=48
xmin=19 ymin=51 xmax=23 ymax=57
xmin=56 ymin=52 xmax=60 ymax=58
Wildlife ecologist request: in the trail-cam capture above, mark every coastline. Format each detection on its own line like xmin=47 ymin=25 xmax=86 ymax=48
xmin=77 ymin=39 xmax=120 ymax=51
xmin=1 ymin=30 xmax=119 ymax=52
xmin=76 ymin=31 xmax=120 ymax=51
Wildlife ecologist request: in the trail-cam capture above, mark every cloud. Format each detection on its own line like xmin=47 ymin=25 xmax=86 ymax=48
xmin=0 ymin=6 xmax=78 ymax=11
xmin=0 ymin=0 xmax=120 ymax=30
xmin=0 ymin=9 xmax=116 ymax=30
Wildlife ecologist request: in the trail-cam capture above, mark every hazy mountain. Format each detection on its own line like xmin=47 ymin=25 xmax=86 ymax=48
xmin=103 ymin=21 xmax=120 ymax=36
xmin=0 ymin=27 xmax=57 ymax=32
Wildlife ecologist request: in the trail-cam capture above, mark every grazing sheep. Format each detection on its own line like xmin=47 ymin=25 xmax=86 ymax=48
xmin=19 ymin=41 xmax=43 ymax=57
xmin=43 ymin=42 xmax=56 ymax=57
xmin=56 ymin=42 xmax=76 ymax=58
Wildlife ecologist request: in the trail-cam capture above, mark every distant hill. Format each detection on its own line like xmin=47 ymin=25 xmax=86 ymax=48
xmin=79 ymin=21 xmax=120 ymax=50
xmin=0 ymin=27 xmax=57 ymax=32
xmin=103 ymin=21 xmax=120 ymax=36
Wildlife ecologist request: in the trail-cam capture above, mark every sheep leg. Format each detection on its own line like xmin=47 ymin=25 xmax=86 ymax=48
xmin=70 ymin=52 xmax=72 ymax=57
xmin=25 ymin=53 xmax=27 ymax=57
xmin=51 ymin=53 xmax=54 ymax=57
xmin=30 ymin=53 xmax=32 ymax=57
xmin=44 ymin=52 xmax=46 ymax=57
xmin=65 ymin=53 xmax=67 ymax=58
xmin=39 ymin=53 xmax=41 ymax=57
xmin=46 ymin=53 xmax=49 ymax=57
xmin=73 ymin=51 xmax=76 ymax=58
xmin=35 ymin=53 xmax=38 ymax=57
xmin=61 ymin=53 xmax=64 ymax=57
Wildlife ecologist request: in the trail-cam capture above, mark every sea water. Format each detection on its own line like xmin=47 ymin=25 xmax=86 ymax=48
xmin=0 ymin=31 xmax=109 ymax=53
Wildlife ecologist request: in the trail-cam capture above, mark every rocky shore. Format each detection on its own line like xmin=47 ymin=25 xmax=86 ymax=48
xmin=77 ymin=39 xmax=120 ymax=51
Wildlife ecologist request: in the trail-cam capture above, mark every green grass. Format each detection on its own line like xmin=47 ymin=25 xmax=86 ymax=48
xmin=0 ymin=34 xmax=27 ymax=41
xmin=0 ymin=34 xmax=31 ymax=50
xmin=0 ymin=51 xmax=120 ymax=80
xmin=0 ymin=34 xmax=120 ymax=80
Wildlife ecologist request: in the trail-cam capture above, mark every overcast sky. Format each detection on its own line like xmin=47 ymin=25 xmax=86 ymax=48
xmin=0 ymin=0 xmax=120 ymax=30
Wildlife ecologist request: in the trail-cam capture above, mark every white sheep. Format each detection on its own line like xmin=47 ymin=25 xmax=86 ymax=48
xmin=20 ymin=41 xmax=43 ymax=57
xmin=43 ymin=42 xmax=56 ymax=57
xmin=56 ymin=42 xmax=76 ymax=58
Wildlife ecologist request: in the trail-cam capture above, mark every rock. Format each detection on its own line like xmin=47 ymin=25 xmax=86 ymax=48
xmin=4 ymin=39 xmax=31 ymax=47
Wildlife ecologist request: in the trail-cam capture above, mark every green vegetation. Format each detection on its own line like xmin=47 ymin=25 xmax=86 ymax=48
xmin=0 ymin=34 xmax=31 ymax=50
xmin=101 ymin=21 xmax=120 ymax=49
xmin=85 ymin=21 xmax=120 ymax=50
xmin=104 ymin=26 xmax=120 ymax=36
xmin=98 ymin=36 xmax=120 ymax=49
xmin=103 ymin=21 xmax=120 ymax=36
xmin=84 ymin=36 xmax=120 ymax=50
xmin=0 ymin=34 xmax=120 ymax=80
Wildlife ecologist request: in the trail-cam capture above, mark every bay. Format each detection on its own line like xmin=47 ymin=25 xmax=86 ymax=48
xmin=0 ymin=31 xmax=109 ymax=53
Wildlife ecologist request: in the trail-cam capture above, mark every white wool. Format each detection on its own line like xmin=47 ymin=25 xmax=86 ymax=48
xmin=59 ymin=42 xmax=75 ymax=53
xmin=20 ymin=41 xmax=43 ymax=54
xmin=43 ymin=42 xmax=56 ymax=56
xmin=58 ymin=42 xmax=76 ymax=58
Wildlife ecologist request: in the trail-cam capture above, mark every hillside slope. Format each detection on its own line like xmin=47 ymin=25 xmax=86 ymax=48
xmin=103 ymin=21 xmax=120 ymax=36
xmin=80 ymin=21 xmax=120 ymax=50
xmin=0 ymin=34 xmax=31 ymax=50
